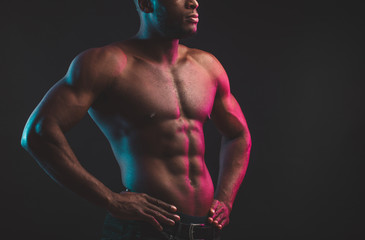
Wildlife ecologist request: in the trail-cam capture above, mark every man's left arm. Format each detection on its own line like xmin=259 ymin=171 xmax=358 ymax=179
xmin=208 ymin=58 xmax=252 ymax=229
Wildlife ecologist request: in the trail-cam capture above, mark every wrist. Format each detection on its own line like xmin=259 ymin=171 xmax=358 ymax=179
xmin=104 ymin=190 xmax=117 ymax=211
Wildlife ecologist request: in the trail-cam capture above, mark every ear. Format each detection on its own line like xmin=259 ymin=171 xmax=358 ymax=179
xmin=138 ymin=0 xmax=154 ymax=13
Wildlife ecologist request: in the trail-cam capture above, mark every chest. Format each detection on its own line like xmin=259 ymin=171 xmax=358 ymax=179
xmin=106 ymin=58 xmax=217 ymax=122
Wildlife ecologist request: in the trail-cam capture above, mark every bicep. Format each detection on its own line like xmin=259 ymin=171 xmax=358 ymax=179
xmin=211 ymin=92 xmax=248 ymax=139
xmin=30 ymin=78 xmax=95 ymax=133
xmin=209 ymin=59 xmax=249 ymax=139
xmin=28 ymin=48 xmax=117 ymax=133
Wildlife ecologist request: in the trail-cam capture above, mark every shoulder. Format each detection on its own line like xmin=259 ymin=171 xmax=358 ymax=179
xmin=67 ymin=44 xmax=127 ymax=80
xmin=64 ymin=44 xmax=127 ymax=91
xmin=182 ymin=46 xmax=218 ymax=66
xmin=182 ymin=45 xmax=227 ymax=80
xmin=182 ymin=45 xmax=229 ymax=91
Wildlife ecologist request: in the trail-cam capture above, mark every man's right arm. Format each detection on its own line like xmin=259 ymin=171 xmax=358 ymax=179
xmin=21 ymin=47 xmax=117 ymax=207
xmin=21 ymin=47 xmax=179 ymax=231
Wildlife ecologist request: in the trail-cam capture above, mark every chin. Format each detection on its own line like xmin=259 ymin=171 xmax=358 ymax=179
xmin=177 ymin=27 xmax=198 ymax=39
xmin=164 ymin=24 xmax=198 ymax=39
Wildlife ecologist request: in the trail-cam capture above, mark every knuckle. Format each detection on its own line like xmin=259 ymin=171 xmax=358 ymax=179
xmin=154 ymin=211 xmax=165 ymax=220
xmin=144 ymin=213 xmax=155 ymax=222
xmin=135 ymin=208 xmax=143 ymax=215
xmin=149 ymin=209 xmax=158 ymax=216
xmin=145 ymin=214 xmax=153 ymax=221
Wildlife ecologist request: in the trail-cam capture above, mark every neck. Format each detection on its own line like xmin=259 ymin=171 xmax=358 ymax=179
xmin=133 ymin=29 xmax=180 ymax=65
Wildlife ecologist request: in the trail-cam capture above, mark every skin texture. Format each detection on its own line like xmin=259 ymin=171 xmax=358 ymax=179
xmin=21 ymin=0 xmax=251 ymax=232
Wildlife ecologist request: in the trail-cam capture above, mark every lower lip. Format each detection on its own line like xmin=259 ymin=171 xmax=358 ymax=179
xmin=186 ymin=18 xmax=199 ymax=23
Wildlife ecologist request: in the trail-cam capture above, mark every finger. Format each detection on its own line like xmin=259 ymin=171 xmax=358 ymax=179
xmin=147 ymin=202 xmax=181 ymax=222
xmin=209 ymin=200 xmax=219 ymax=216
xmin=220 ymin=218 xmax=229 ymax=228
xmin=212 ymin=205 xmax=224 ymax=218
xmin=145 ymin=208 xmax=176 ymax=226
xmin=210 ymin=200 xmax=219 ymax=211
xmin=211 ymin=206 xmax=224 ymax=220
xmin=214 ymin=212 xmax=227 ymax=229
xmin=214 ymin=212 xmax=224 ymax=224
xmin=215 ymin=223 xmax=223 ymax=230
xmin=211 ymin=211 xmax=222 ymax=227
xmin=140 ymin=212 xmax=163 ymax=231
xmin=213 ymin=219 xmax=220 ymax=227
xmin=209 ymin=208 xmax=215 ymax=216
xmin=145 ymin=195 xmax=177 ymax=212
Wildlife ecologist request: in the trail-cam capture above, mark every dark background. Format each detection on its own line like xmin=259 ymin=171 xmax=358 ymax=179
xmin=1 ymin=0 xmax=364 ymax=239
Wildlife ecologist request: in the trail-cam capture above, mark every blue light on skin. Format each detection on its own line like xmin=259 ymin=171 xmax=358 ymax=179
xmin=111 ymin=136 xmax=138 ymax=190
xmin=21 ymin=109 xmax=41 ymax=148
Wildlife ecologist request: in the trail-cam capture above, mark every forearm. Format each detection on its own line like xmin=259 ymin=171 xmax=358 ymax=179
xmin=215 ymin=132 xmax=251 ymax=211
xmin=21 ymin=123 xmax=114 ymax=209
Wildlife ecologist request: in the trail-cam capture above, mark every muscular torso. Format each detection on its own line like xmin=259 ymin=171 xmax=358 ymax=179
xmin=88 ymin=41 xmax=218 ymax=216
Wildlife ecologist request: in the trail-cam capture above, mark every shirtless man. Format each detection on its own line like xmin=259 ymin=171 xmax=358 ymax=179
xmin=21 ymin=0 xmax=251 ymax=239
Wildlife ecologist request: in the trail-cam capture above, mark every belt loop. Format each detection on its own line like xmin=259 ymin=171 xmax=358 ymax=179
xmin=213 ymin=226 xmax=220 ymax=240
xmin=212 ymin=227 xmax=216 ymax=240
xmin=177 ymin=221 xmax=183 ymax=236
xmin=173 ymin=220 xmax=181 ymax=240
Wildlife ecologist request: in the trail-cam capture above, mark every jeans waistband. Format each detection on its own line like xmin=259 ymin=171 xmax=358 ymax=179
xmin=176 ymin=212 xmax=208 ymax=224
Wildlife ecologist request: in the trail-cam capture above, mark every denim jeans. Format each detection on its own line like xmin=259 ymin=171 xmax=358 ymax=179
xmin=101 ymin=212 xmax=221 ymax=240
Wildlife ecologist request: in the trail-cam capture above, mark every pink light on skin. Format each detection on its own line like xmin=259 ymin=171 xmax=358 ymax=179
xmin=186 ymin=13 xmax=199 ymax=24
